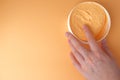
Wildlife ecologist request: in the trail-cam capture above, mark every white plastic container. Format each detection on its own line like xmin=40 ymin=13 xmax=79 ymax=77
xmin=67 ymin=2 xmax=111 ymax=44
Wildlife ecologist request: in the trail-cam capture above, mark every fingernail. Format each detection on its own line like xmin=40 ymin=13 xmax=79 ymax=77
xmin=83 ymin=24 xmax=87 ymax=30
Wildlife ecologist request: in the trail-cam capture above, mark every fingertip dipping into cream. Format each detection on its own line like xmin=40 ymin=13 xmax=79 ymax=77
xmin=67 ymin=1 xmax=111 ymax=44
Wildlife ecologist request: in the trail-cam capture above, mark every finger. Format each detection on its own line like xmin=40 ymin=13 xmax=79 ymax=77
xmin=70 ymin=52 xmax=84 ymax=73
xmin=101 ymin=39 xmax=112 ymax=58
xmin=68 ymin=39 xmax=85 ymax=63
xmin=68 ymin=39 xmax=97 ymax=68
xmin=83 ymin=25 xmax=100 ymax=52
xmin=65 ymin=32 xmax=89 ymax=58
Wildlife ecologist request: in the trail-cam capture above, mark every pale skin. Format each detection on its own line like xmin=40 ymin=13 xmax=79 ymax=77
xmin=65 ymin=25 xmax=120 ymax=80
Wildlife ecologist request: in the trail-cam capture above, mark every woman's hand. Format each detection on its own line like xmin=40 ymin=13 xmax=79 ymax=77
xmin=65 ymin=25 xmax=120 ymax=80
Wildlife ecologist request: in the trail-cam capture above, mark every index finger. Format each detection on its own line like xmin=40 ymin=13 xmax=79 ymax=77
xmin=83 ymin=25 xmax=100 ymax=52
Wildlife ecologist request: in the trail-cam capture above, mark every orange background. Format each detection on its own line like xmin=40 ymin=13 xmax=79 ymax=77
xmin=0 ymin=0 xmax=120 ymax=80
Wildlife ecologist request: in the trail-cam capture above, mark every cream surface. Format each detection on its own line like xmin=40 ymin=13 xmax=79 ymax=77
xmin=69 ymin=2 xmax=108 ymax=41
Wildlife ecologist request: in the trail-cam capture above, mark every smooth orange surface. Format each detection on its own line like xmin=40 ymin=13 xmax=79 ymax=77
xmin=0 ymin=0 xmax=120 ymax=80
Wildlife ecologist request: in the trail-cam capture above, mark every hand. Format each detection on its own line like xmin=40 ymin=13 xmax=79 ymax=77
xmin=65 ymin=25 xmax=120 ymax=80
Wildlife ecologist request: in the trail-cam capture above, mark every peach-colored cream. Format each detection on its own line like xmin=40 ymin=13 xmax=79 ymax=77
xmin=69 ymin=2 xmax=108 ymax=42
